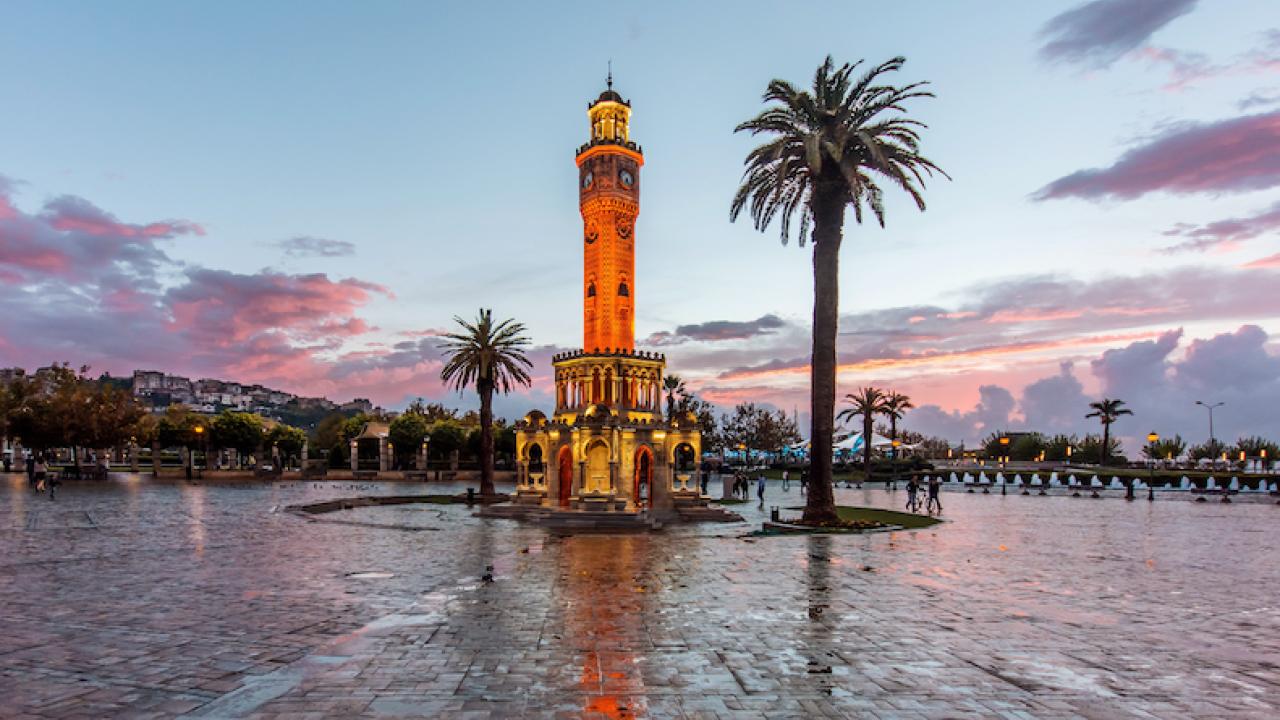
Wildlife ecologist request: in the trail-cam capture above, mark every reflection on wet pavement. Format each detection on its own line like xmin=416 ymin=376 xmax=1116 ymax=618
xmin=0 ymin=474 xmax=1277 ymax=718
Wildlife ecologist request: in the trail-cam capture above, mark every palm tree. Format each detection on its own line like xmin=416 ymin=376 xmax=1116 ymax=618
xmin=837 ymin=387 xmax=888 ymax=484
xmin=882 ymin=391 xmax=914 ymax=446
xmin=731 ymin=57 xmax=945 ymax=523
xmin=662 ymin=374 xmax=686 ymax=421
xmin=439 ymin=309 xmax=532 ymax=497
xmin=1085 ymin=398 xmax=1132 ymax=466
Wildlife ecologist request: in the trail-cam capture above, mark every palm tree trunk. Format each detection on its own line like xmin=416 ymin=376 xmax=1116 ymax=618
xmin=478 ymin=380 xmax=495 ymax=497
xmin=1101 ymin=423 xmax=1110 ymax=466
xmin=862 ymin=414 xmax=873 ymax=480
xmin=802 ymin=185 xmax=844 ymax=525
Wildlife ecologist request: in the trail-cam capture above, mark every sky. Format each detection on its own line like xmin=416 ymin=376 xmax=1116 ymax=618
xmin=1 ymin=0 xmax=1279 ymax=452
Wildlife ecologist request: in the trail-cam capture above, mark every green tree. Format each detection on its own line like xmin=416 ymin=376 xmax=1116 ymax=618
xmin=662 ymin=375 xmax=686 ymax=421
xmin=428 ymin=420 xmax=466 ymax=468
xmin=1078 ymin=434 xmax=1121 ymax=465
xmin=1144 ymin=434 xmax=1187 ymax=461
xmin=311 ymin=412 xmax=350 ymax=451
xmin=838 ymin=387 xmax=888 ymax=478
xmin=1010 ymin=433 xmax=1046 ymax=462
xmin=404 ymin=399 xmax=459 ymax=423
xmin=1043 ymin=434 xmax=1078 ymax=462
xmin=1085 ymin=398 xmax=1132 ymax=465
xmin=1189 ymin=439 xmax=1228 ymax=462
xmin=266 ymin=424 xmax=307 ymax=466
xmin=1233 ymin=436 xmax=1278 ymax=466
xmin=439 ymin=309 xmax=532 ymax=496
xmin=389 ymin=412 xmax=432 ymax=469
xmin=881 ymin=391 xmax=913 ymax=457
xmin=732 ymin=57 xmax=946 ymax=523
xmin=211 ymin=411 xmax=265 ymax=464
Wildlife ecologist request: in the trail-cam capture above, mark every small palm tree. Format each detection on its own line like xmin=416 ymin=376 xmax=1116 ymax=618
xmin=732 ymin=56 xmax=945 ymax=523
xmin=837 ymin=387 xmax=888 ymax=481
xmin=662 ymin=374 xmax=686 ymax=421
xmin=1085 ymin=398 xmax=1132 ymax=466
xmin=439 ymin=309 xmax=532 ymax=496
xmin=882 ymin=391 xmax=914 ymax=448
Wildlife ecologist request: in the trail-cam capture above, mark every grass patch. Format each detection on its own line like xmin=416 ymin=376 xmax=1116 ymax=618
xmin=835 ymin=506 xmax=941 ymax=529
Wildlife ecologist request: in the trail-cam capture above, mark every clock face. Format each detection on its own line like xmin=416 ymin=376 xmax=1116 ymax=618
xmin=582 ymin=171 xmax=593 ymax=189
xmin=619 ymin=169 xmax=634 ymax=187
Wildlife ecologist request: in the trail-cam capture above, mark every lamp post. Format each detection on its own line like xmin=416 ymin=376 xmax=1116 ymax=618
xmin=999 ymin=436 xmax=1010 ymax=495
xmin=1195 ymin=400 xmax=1224 ymax=448
xmin=891 ymin=439 xmax=901 ymax=491
xmin=192 ymin=425 xmax=205 ymax=480
xmin=1145 ymin=431 xmax=1158 ymax=501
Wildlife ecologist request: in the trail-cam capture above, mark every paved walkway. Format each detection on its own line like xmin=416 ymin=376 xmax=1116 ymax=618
xmin=1 ymin=475 xmax=1277 ymax=718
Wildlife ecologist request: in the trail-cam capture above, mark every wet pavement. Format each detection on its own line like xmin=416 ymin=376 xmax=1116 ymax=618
xmin=1 ymin=474 xmax=1277 ymax=718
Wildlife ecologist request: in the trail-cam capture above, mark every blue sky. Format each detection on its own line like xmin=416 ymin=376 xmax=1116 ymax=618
xmin=2 ymin=0 xmax=1279 ymax=448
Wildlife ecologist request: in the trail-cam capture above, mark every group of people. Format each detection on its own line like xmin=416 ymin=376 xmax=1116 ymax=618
xmin=904 ymin=475 xmax=943 ymax=514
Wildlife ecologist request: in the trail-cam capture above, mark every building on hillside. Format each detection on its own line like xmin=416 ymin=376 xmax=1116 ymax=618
xmin=514 ymin=78 xmax=702 ymax=518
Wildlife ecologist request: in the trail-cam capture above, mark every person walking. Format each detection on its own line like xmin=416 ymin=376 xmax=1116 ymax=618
xmin=781 ymin=468 xmax=790 ymax=492
xmin=926 ymin=475 xmax=943 ymax=514
xmin=905 ymin=476 xmax=920 ymax=513
xmin=799 ymin=468 xmax=808 ymax=495
xmin=26 ymin=454 xmax=36 ymax=489
xmin=756 ymin=472 xmax=767 ymax=506
xmin=34 ymin=455 xmax=48 ymax=496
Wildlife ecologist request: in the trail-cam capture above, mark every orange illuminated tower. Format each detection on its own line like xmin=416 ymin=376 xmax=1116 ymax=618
xmin=576 ymin=73 xmax=642 ymax=352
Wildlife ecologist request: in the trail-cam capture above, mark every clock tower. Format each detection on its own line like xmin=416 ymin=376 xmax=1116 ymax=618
xmin=512 ymin=75 xmax=705 ymax=521
xmin=576 ymin=75 xmax=642 ymax=352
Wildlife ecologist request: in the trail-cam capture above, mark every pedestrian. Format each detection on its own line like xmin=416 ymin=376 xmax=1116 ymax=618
xmin=799 ymin=468 xmax=808 ymax=495
xmin=26 ymin=454 xmax=36 ymax=489
xmin=926 ymin=475 xmax=943 ymax=514
xmin=756 ymin=472 xmax=766 ymax=505
xmin=34 ymin=455 xmax=48 ymax=495
xmin=701 ymin=466 xmax=709 ymax=495
xmin=781 ymin=468 xmax=790 ymax=492
xmin=905 ymin=476 xmax=920 ymax=513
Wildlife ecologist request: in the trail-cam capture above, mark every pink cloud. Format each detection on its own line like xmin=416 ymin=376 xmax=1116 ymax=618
xmin=1162 ymin=200 xmax=1280 ymax=253
xmin=1034 ymin=110 xmax=1280 ymax=201
xmin=1243 ymin=252 xmax=1280 ymax=269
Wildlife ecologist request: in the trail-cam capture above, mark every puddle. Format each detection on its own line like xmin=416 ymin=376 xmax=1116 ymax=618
xmin=346 ymin=571 xmax=395 ymax=579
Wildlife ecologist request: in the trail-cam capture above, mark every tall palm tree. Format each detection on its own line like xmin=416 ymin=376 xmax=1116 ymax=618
xmin=731 ymin=57 xmax=945 ymax=523
xmin=1085 ymin=398 xmax=1132 ymax=466
xmin=882 ymin=391 xmax=914 ymax=447
xmin=662 ymin=374 xmax=686 ymax=421
xmin=439 ymin=309 xmax=532 ymax=497
xmin=837 ymin=387 xmax=888 ymax=484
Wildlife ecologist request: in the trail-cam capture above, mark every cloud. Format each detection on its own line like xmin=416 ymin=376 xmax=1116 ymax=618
xmin=1140 ymin=30 xmax=1280 ymax=92
xmin=1161 ymin=200 xmax=1280 ymax=253
xmin=900 ymin=325 xmax=1280 ymax=449
xmin=1038 ymin=0 xmax=1196 ymax=69
xmin=1239 ymin=89 xmax=1280 ymax=112
xmin=643 ymin=314 xmax=786 ymax=346
xmin=275 ymin=235 xmax=356 ymax=258
xmin=1034 ymin=110 xmax=1280 ymax=201
xmin=1243 ymin=252 xmax=1280 ymax=268
xmin=1 ymin=183 xmax=202 ymax=282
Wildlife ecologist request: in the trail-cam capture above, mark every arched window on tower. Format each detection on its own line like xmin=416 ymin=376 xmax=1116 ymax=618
xmin=617 ymin=281 xmax=629 ymax=297
xmin=587 ymin=282 xmax=596 ymax=298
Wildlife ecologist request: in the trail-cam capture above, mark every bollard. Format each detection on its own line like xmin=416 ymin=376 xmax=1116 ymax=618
xmin=467 ymin=487 xmax=475 ymax=505
xmin=770 ymin=506 xmax=780 ymax=522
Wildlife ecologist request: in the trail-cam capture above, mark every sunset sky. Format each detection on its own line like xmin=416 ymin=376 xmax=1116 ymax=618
xmin=2 ymin=0 xmax=1278 ymax=450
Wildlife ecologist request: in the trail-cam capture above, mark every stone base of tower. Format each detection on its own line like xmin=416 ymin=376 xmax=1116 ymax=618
xmin=510 ymin=350 xmax=703 ymax=528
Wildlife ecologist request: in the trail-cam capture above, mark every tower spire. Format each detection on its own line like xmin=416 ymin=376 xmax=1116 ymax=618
xmin=607 ymin=60 xmax=612 ymax=91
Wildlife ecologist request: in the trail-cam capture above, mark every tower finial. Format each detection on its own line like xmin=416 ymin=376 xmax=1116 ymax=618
xmin=607 ymin=60 xmax=612 ymax=91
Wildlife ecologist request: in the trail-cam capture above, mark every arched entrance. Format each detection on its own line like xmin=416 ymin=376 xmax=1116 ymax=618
xmin=526 ymin=443 xmax=544 ymax=488
xmin=586 ymin=440 xmax=610 ymax=493
xmin=633 ymin=446 xmax=653 ymax=509
xmin=557 ymin=446 xmax=573 ymax=507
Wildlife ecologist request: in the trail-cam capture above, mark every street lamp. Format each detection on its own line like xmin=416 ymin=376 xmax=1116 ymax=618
xmin=1145 ymin=431 xmax=1158 ymax=501
xmin=1195 ymin=400 xmax=1224 ymax=447
xmin=999 ymin=436 xmax=1010 ymax=495
xmin=192 ymin=425 xmax=205 ymax=479
xmin=891 ymin=439 xmax=901 ymax=490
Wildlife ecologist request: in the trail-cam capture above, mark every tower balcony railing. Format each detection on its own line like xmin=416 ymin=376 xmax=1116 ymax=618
xmin=552 ymin=348 xmax=665 ymax=363
xmin=575 ymin=138 xmax=643 ymax=156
